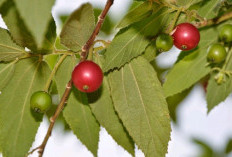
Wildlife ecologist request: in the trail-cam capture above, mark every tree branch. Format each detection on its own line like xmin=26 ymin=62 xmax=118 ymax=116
xmin=194 ymin=11 xmax=232 ymax=28
xmin=27 ymin=0 xmax=114 ymax=156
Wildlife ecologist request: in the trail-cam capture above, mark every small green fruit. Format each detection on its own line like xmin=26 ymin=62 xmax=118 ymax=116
xmin=207 ymin=44 xmax=227 ymax=63
xmin=30 ymin=91 xmax=52 ymax=113
xmin=155 ymin=33 xmax=173 ymax=52
xmin=219 ymin=24 xmax=232 ymax=43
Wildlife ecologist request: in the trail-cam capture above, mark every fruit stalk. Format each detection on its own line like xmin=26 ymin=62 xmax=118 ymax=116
xmin=27 ymin=0 xmax=114 ymax=156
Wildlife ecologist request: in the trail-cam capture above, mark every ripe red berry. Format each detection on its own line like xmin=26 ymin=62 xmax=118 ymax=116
xmin=72 ymin=60 xmax=103 ymax=93
xmin=172 ymin=23 xmax=200 ymax=51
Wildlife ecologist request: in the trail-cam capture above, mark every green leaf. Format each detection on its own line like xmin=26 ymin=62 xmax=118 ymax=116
xmin=0 ymin=58 xmax=50 ymax=157
xmin=108 ymin=57 xmax=171 ymax=157
xmin=60 ymin=3 xmax=95 ymax=52
xmin=39 ymin=18 xmax=57 ymax=53
xmin=163 ymin=26 xmax=217 ymax=97
xmin=193 ymin=138 xmax=214 ymax=157
xmin=198 ymin=0 xmax=219 ymax=19
xmin=225 ymin=138 xmax=232 ymax=154
xmin=0 ymin=62 xmax=15 ymax=90
xmin=103 ymin=7 xmax=171 ymax=72
xmin=88 ymin=56 xmax=135 ymax=155
xmin=142 ymin=40 xmax=157 ymax=62
xmin=0 ymin=0 xmax=37 ymax=51
xmin=0 ymin=28 xmax=25 ymax=62
xmin=206 ymin=50 xmax=232 ymax=112
xmin=176 ymin=0 xmax=201 ymax=7
xmin=167 ymin=88 xmax=191 ymax=123
xmin=55 ymin=56 xmax=100 ymax=156
xmin=13 ymin=0 xmax=55 ymax=48
xmin=117 ymin=1 xmax=154 ymax=29
xmin=0 ymin=0 xmax=5 ymax=7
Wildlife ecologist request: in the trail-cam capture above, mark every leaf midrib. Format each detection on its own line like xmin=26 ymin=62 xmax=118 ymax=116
xmin=128 ymin=63 xmax=156 ymax=152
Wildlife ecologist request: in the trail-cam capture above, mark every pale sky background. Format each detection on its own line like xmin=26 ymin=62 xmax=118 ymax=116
xmin=0 ymin=0 xmax=232 ymax=157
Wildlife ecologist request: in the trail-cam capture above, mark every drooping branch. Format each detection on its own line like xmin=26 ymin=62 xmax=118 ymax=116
xmin=27 ymin=0 xmax=114 ymax=156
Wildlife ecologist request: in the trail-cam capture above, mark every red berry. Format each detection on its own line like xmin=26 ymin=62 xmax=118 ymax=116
xmin=172 ymin=23 xmax=200 ymax=51
xmin=72 ymin=60 xmax=103 ymax=93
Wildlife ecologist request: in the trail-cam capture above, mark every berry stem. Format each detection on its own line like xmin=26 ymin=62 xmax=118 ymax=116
xmin=27 ymin=0 xmax=114 ymax=156
xmin=44 ymin=54 xmax=68 ymax=92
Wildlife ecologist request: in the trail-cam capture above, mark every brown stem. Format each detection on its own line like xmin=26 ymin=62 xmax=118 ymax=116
xmin=80 ymin=0 xmax=114 ymax=61
xmin=27 ymin=0 xmax=114 ymax=156
xmin=195 ymin=11 xmax=232 ymax=28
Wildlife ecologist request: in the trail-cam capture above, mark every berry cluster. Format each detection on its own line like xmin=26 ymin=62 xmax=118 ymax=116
xmin=206 ymin=24 xmax=232 ymax=84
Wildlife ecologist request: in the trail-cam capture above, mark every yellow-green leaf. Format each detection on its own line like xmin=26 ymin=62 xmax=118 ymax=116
xmin=0 ymin=58 xmax=50 ymax=157
xmin=108 ymin=57 xmax=171 ymax=157
xmin=13 ymin=0 xmax=55 ymax=48
xmin=88 ymin=56 xmax=135 ymax=155
xmin=0 ymin=28 xmax=25 ymax=62
xmin=55 ymin=56 xmax=100 ymax=156
xmin=60 ymin=3 xmax=95 ymax=52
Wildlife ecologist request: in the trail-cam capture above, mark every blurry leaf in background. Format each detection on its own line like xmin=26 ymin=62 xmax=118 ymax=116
xmin=167 ymin=88 xmax=191 ymax=123
xmin=193 ymin=138 xmax=214 ymax=157
xmin=60 ymin=3 xmax=95 ymax=52
xmin=225 ymin=138 xmax=232 ymax=154
xmin=93 ymin=8 xmax=115 ymax=35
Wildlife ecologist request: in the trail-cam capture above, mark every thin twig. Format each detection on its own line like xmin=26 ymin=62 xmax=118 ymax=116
xmin=80 ymin=0 xmax=114 ymax=61
xmin=194 ymin=11 xmax=232 ymax=28
xmin=27 ymin=0 xmax=114 ymax=156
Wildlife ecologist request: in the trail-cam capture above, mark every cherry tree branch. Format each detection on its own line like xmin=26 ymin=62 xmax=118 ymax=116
xmin=27 ymin=0 xmax=114 ymax=156
xmin=194 ymin=11 xmax=232 ymax=28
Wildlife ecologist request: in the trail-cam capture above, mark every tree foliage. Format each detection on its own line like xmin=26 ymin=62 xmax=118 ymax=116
xmin=0 ymin=0 xmax=232 ymax=157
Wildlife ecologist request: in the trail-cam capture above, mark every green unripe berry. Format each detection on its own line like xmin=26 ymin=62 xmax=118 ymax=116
xmin=219 ymin=24 xmax=232 ymax=43
xmin=156 ymin=33 xmax=173 ymax=52
xmin=207 ymin=44 xmax=227 ymax=63
xmin=30 ymin=91 xmax=52 ymax=113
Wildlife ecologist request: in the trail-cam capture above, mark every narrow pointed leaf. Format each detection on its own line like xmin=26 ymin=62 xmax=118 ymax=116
xmin=103 ymin=7 xmax=171 ymax=72
xmin=108 ymin=57 xmax=171 ymax=157
xmin=0 ymin=1 xmax=37 ymax=51
xmin=163 ymin=27 xmax=217 ymax=97
xmin=55 ymin=56 xmax=100 ymax=156
xmin=60 ymin=3 xmax=95 ymax=52
xmin=0 ymin=28 xmax=25 ymax=62
xmin=13 ymin=0 xmax=55 ymax=47
xmin=0 ymin=62 xmax=15 ymax=90
xmin=88 ymin=56 xmax=135 ymax=155
xmin=0 ymin=58 xmax=50 ymax=157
